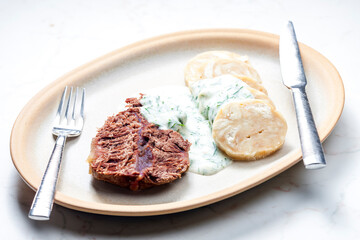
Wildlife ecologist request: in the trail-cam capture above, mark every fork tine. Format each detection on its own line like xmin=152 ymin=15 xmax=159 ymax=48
xmin=80 ymin=88 xmax=85 ymax=119
xmin=75 ymin=88 xmax=85 ymax=129
xmin=71 ymin=87 xmax=79 ymax=121
xmin=64 ymin=87 xmax=73 ymax=123
xmin=55 ymin=86 xmax=68 ymax=123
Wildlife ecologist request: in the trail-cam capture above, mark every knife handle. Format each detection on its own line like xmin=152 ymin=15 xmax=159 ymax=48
xmin=291 ymin=87 xmax=326 ymax=169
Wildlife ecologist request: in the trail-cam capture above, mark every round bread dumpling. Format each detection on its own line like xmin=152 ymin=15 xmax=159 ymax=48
xmin=212 ymin=99 xmax=287 ymax=161
xmin=245 ymin=87 xmax=274 ymax=108
xmin=184 ymin=51 xmax=261 ymax=87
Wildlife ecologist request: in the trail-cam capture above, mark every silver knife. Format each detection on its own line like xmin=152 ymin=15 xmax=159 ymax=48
xmin=279 ymin=21 xmax=326 ymax=169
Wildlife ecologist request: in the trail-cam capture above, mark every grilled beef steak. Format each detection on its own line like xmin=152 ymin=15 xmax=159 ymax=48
xmin=87 ymin=97 xmax=191 ymax=191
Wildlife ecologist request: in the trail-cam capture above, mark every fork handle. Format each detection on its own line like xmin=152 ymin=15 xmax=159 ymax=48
xmin=28 ymin=134 xmax=67 ymax=220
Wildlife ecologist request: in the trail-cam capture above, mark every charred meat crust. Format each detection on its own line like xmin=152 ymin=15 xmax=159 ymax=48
xmin=88 ymin=96 xmax=191 ymax=191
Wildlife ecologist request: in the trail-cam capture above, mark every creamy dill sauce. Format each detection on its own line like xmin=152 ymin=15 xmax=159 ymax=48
xmin=140 ymin=87 xmax=230 ymax=175
xmin=139 ymin=75 xmax=254 ymax=175
xmin=190 ymin=75 xmax=254 ymax=124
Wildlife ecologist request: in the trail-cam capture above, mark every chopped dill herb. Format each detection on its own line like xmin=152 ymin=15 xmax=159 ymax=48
xmin=232 ymin=86 xmax=243 ymax=96
xmin=212 ymin=144 xmax=218 ymax=156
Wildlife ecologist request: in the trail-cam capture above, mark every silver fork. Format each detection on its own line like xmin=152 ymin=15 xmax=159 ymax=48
xmin=28 ymin=86 xmax=85 ymax=220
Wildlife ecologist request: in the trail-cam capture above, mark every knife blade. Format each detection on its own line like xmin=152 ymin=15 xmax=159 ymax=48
xmin=279 ymin=21 xmax=326 ymax=170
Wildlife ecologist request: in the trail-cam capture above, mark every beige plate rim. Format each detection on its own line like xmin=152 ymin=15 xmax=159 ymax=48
xmin=10 ymin=29 xmax=345 ymax=216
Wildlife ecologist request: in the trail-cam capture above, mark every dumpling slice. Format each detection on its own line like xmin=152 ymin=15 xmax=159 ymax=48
xmin=212 ymin=99 xmax=287 ymax=161
xmin=235 ymin=75 xmax=267 ymax=95
xmin=184 ymin=51 xmax=262 ymax=87
xmin=245 ymin=87 xmax=274 ymax=108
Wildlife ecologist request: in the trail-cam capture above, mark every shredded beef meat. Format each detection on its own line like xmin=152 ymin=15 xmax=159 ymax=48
xmin=88 ymin=96 xmax=191 ymax=191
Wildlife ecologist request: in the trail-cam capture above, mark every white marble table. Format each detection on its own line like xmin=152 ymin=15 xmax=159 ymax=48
xmin=2 ymin=0 xmax=359 ymax=239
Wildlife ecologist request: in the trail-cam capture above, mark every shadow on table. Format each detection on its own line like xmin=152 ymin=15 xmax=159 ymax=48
xmin=15 ymin=113 xmax=349 ymax=238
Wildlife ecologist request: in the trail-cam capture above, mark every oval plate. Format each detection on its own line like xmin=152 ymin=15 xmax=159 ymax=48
xmin=10 ymin=29 xmax=344 ymax=216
